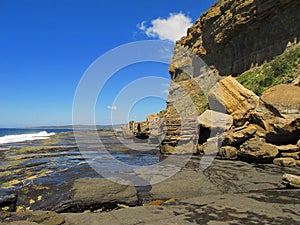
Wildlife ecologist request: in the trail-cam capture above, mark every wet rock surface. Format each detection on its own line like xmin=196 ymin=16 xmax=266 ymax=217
xmin=53 ymin=178 xmax=138 ymax=213
xmin=0 ymin=130 xmax=160 ymax=212
xmin=1 ymin=155 xmax=300 ymax=224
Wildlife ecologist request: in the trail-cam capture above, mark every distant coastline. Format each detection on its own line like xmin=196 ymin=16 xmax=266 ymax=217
xmin=27 ymin=124 xmax=126 ymax=130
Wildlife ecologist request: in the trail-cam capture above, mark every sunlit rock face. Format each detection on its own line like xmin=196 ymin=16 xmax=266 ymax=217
xmin=170 ymin=0 xmax=300 ymax=78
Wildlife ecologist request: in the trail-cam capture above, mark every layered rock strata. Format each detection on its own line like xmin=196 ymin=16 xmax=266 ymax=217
xmin=171 ymin=0 xmax=300 ymax=78
xmin=121 ymin=0 xmax=300 ymax=166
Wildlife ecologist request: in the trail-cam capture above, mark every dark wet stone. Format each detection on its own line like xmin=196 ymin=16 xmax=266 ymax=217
xmin=53 ymin=178 xmax=138 ymax=213
xmin=0 ymin=194 xmax=17 ymax=212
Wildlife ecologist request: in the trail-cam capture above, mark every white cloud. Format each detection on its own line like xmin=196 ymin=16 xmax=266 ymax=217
xmin=107 ymin=105 xmax=117 ymax=111
xmin=137 ymin=21 xmax=146 ymax=31
xmin=137 ymin=12 xmax=192 ymax=42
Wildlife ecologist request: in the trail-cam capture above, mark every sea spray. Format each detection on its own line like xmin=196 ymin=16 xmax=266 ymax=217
xmin=0 ymin=131 xmax=55 ymax=144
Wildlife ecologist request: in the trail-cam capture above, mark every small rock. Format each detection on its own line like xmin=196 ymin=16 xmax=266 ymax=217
xmin=83 ymin=210 xmax=91 ymax=213
xmin=282 ymin=174 xmax=300 ymax=188
xmin=160 ymin=144 xmax=175 ymax=154
xmin=1 ymin=206 xmax=9 ymax=211
xmin=197 ymin=144 xmax=206 ymax=154
xmin=117 ymin=203 xmax=129 ymax=209
xmin=277 ymin=144 xmax=299 ymax=152
xmin=161 ymin=141 xmax=195 ymax=154
xmin=164 ymin=198 xmax=176 ymax=204
xmin=273 ymin=157 xmax=297 ymax=167
xmin=16 ymin=206 xmax=26 ymax=212
xmin=144 ymin=200 xmax=164 ymax=206
xmin=280 ymin=152 xmax=300 ymax=160
xmin=202 ymin=137 xmax=221 ymax=156
xmin=219 ymin=146 xmax=238 ymax=160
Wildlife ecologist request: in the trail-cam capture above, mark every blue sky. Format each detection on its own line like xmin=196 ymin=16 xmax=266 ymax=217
xmin=0 ymin=0 xmax=216 ymax=127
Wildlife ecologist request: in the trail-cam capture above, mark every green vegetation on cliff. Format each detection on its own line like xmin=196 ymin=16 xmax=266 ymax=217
xmin=238 ymin=44 xmax=300 ymax=95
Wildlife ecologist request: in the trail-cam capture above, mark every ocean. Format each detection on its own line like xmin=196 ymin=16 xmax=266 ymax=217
xmin=0 ymin=128 xmax=72 ymax=145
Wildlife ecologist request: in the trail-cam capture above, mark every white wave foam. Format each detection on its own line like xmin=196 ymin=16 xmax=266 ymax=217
xmin=0 ymin=131 xmax=56 ymax=144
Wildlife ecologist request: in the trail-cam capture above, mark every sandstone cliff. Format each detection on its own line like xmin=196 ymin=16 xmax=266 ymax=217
xmin=121 ymin=0 xmax=300 ymax=166
xmin=170 ymin=0 xmax=300 ymax=79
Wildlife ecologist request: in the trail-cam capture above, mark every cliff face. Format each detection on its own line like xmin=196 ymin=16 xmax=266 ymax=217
xmin=160 ymin=0 xmax=300 ymax=155
xmin=121 ymin=0 xmax=300 ymax=161
xmin=170 ymin=0 xmax=300 ymax=79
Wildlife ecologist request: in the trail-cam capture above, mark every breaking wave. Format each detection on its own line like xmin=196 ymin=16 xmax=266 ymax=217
xmin=0 ymin=131 xmax=55 ymax=144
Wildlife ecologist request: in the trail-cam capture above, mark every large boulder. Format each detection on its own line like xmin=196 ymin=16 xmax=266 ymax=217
xmin=260 ymin=84 xmax=300 ymax=116
xmin=222 ymin=124 xmax=257 ymax=147
xmin=253 ymin=101 xmax=300 ymax=145
xmin=208 ymin=76 xmax=259 ymax=126
xmin=197 ymin=110 xmax=233 ymax=131
xmin=252 ymin=84 xmax=300 ymax=146
xmin=238 ymin=137 xmax=279 ymax=163
xmin=53 ymin=178 xmax=138 ymax=213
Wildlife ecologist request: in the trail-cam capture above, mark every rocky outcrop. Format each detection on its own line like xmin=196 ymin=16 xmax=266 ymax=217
xmin=120 ymin=120 xmax=149 ymax=140
xmin=120 ymin=114 xmax=166 ymax=143
xmin=171 ymin=0 xmax=300 ymax=78
xmin=163 ymin=0 xmax=300 ymax=157
xmin=160 ymin=117 xmax=198 ymax=154
xmin=120 ymin=0 xmax=300 ymax=167
xmin=197 ymin=81 xmax=300 ymax=166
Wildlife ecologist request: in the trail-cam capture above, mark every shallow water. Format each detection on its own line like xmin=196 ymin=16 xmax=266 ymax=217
xmin=0 ymin=130 xmax=163 ymax=209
